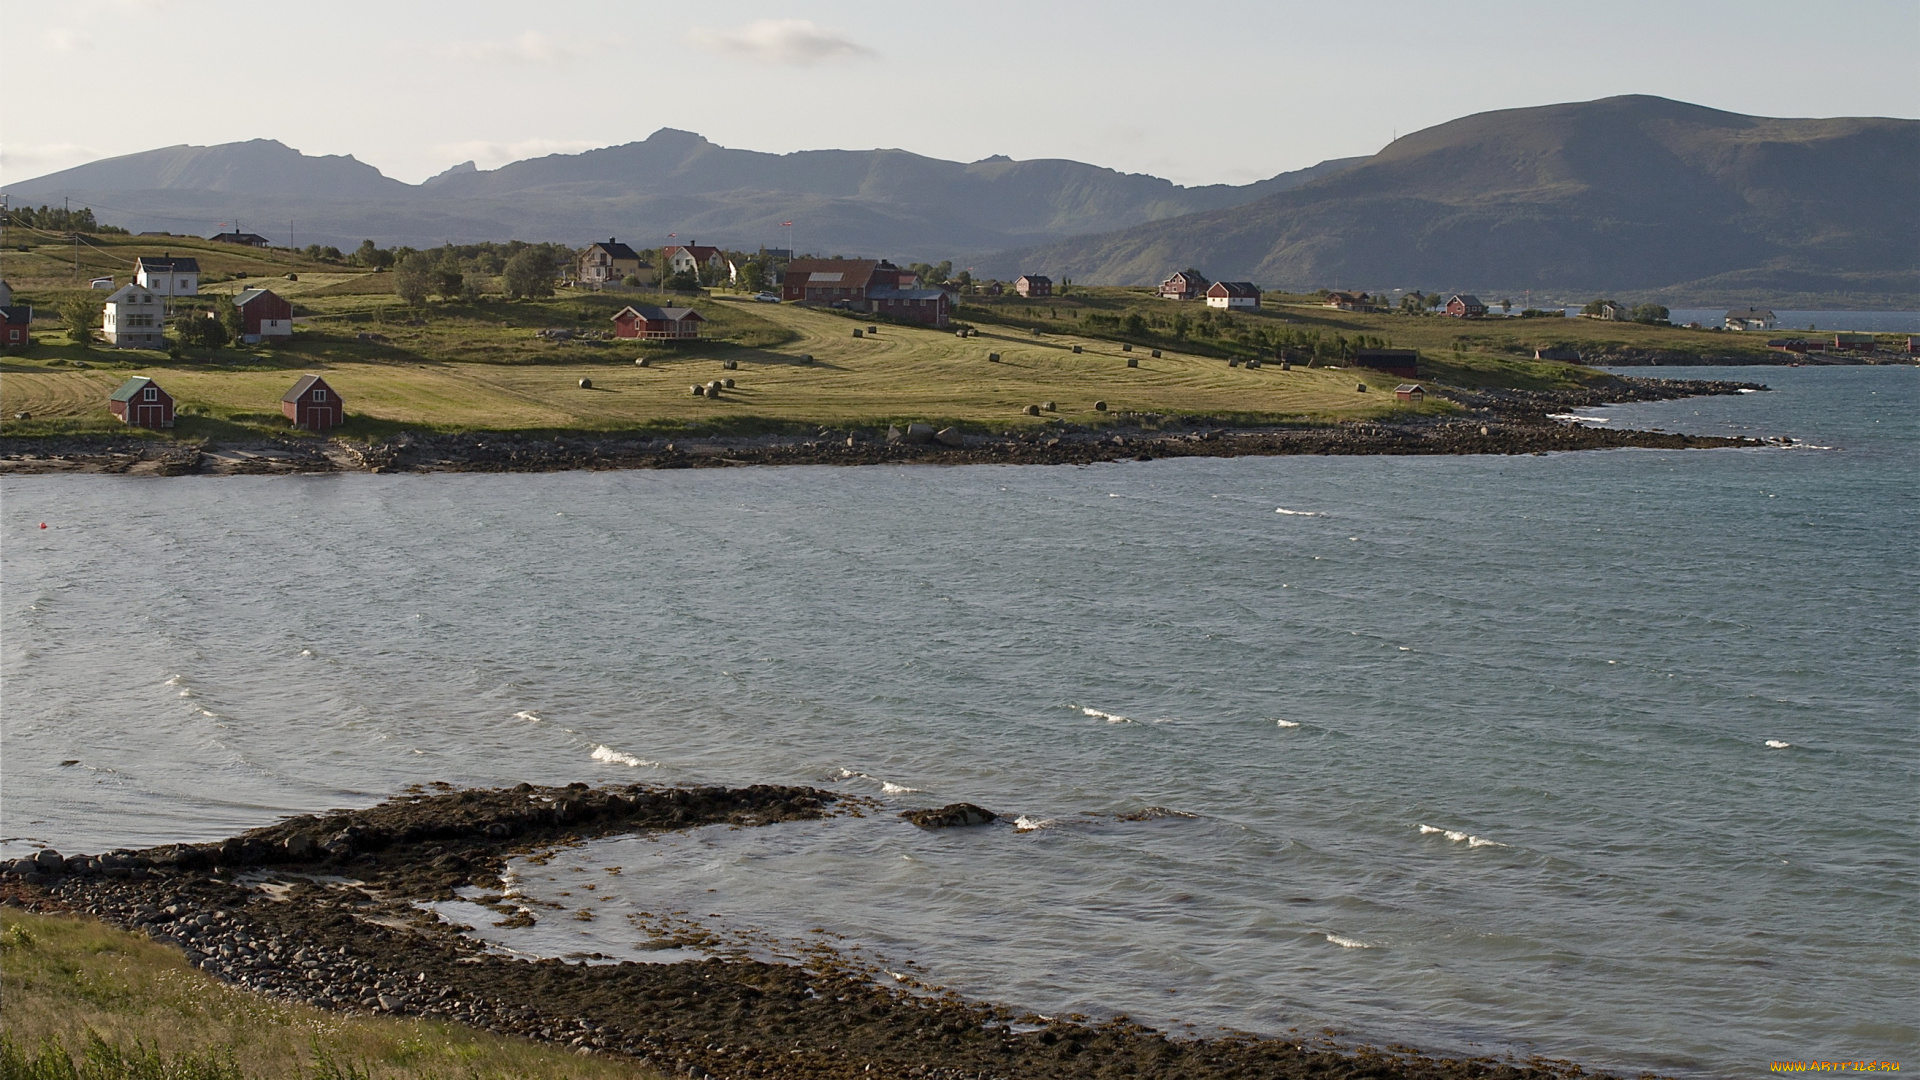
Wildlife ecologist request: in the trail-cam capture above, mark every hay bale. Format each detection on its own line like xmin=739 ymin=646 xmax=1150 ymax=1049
xmin=1151 ymin=349 xmax=1162 ymax=358
xmin=1356 ymin=383 xmax=1368 ymax=392
xmin=797 ymin=354 xmax=814 ymax=365
xmin=1122 ymin=343 xmax=1133 ymax=352
xmin=1280 ymin=361 xmax=1290 ymax=371
xmin=1042 ymin=401 xmax=1057 ymax=412
xmin=1247 ymin=358 xmax=1261 ymax=369
xmin=1126 ymin=357 xmax=1138 ymax=368
xmin=723 ymin=377 xmax=735 ymax=388
xmin=853 ymin=329 xmax=864 ymax=338
xmin=723 ymin=359 xmax=738 ymax=370
xmin=691 ymin=385 xmax=705 ymax=396
xmin=1023 ymin=404 xmax=1040 ymax=416
xmin=1227 ymin=358 xmax=1240 ymax=368
xmin=988 ymin=352 xmax=1001 ymax=362
xmin=1093 ymin=400 xmax=1108 ymax=412
xmin=634 ymin=356 xmax=649 ymax=367
xmin=1072 ymin=345 xmax=1083 ymax=354
xmin=868 ymin=325 xmax=878 ymax=334
xmin=578 ymin=377 xmax=593 ymax=388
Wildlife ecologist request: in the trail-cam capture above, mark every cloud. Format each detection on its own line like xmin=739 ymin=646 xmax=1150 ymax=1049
xmin=41 ymin=28 xmax=93 ymax=52
xmin=688 ymin=19 xmax=875 ymax=66
xmin=437 ymin=30 xmax=574 ymax=65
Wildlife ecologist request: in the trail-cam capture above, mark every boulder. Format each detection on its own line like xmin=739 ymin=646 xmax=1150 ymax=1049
xmin=901 ymin=803 xmax=997 ymax=828
xmin=282 ymin=833 xmax=318 ymax=859
xmin=934 ymin=427 xmax=965 ymax=447
xmin=34 ymin=849 xmax=64 ymax=873
xmin=886 ymin=425 xmax=903 ymax=443
xmin=903 ymin=423 xmax=936 ymax=445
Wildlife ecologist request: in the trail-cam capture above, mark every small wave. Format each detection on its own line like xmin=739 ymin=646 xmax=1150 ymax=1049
xmin=1737 ymin=388 xmax=1760 ymax=394
xmin=591 ymin=745 xmax=655 ymax=768
xmin=1080 ymin=707 xmax=1131 ymax=724
xmin=1324 ymin=933 xmax=1373 ymax=949
xmin=1274 ymin=508 xmax=1322 ymax=516
xmin=1417 ymin=824 xmax=1506 ymax=848
xmin=1013 ymin=815 xmax=1056 ymax=832
xmin=299 ymin=649 xmax=315 ymax=657
xmin=1275 ymin=719 xmax=1301 ymax=728
xmin=163 ymin=675 xmax=183 ymax=686
xmin=1765 ymin=739 xmax=1791 ymax=749
xmin=1547 ymin=412 xmax=1607 ymax=424
xmin=880 ymin=781 xmax=919 ymax=795
xmin=512 ymin=711 xmax=543 ymax=723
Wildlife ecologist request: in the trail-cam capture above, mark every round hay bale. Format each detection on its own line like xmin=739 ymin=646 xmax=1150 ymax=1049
xmin=14 ymin=411 xmax=30 ymax=420
xmin=1356 ymin=382 xmax=1368 ymax=392
xmin=634 ymin=357 xmax=650 ymax=367
xmin=1247 ymin=358 xmax=1261 ymax=368
xmin=1072 ymin=345 xmax=1083 ymax=354
xmin=723 ymin=359 xmax=738 ymax=370
xmin=1093 ymin=400 xmax=1108 ymax=412
xmin=1227 ymin=358 xmax=1240 ymax=368
xmin=1126 ymin=357 xmax=1139 ymax=368
xmin=1151 ymin=349 xmax=1162 ymax=358
xmin=691 ymin=385 xmax=705 ymax=396
xmin=1280 ymin=361 xmax=1291 ymax=371
xmin=1023 ymin=404 xmax=1040 ymax=416
xmin=578 ymin=377 xmax=593 ymax=389
xmin=988 ymin=352 xmax=1001 ymax=362
xmin=1042 ymin=401 xmax=1057 ymax=412
xmin=797 ymin=354 xmax=814 ymax=365
xmin=723 ymin=377 xmax=735 ymax=388
xmin=853 ymin=328 xmax=864 ymax=338
xmin=956 ymin=330 xmax=968 ymax=338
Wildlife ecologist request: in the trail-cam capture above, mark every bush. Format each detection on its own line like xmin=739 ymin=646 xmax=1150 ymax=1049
xmin=58 ymin=296 xmax=99 ymax=347
xmin=501 ymin=249 xmax=555 ymax=300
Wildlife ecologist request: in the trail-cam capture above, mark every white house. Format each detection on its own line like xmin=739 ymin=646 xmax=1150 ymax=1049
xmin=1205 ymin=281 xmax=1261 ymax=310
xmin=663 ymin=244 xmax=736 ymax=283
xmin=1724 ymin=307 xmax=1776 ymax=331
xmin=134 ymin=255 xmax=200 ymax=297
xmin=102 ymin=283 xmax=167 ymax=348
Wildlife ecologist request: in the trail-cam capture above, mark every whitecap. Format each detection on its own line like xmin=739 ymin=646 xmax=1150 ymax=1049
xmin=1081 ymin=707 xmax=1131 ymax=724
xmin=1418 ymin=824 xmax=1507 ymax=848
xmin=1324 ymin=933 xmax=1373 ymax=949
xmin=591 ymin=745 xmax=655 ymax=768
xmin=512 ymin=711 xmax=543 ymax=723
xmin=1274 ymin=508 xmax=1321 ymax=516
xmin=1737 ymin=388 xmax=1760 ymax=394
xmin=1765 ymin=739 xmax=1791 ymax=749
xmin=1013 ymin=815 xmax=1055 ymax=832
xmin=879 ymin=781 xmax=919 ymax=795
xmin=1275 ymin=719 xmax=1301 ymax=728
xmin=163 ymin=675 xmax=183 ymax=686
xmin=299 ymin=649 xmax=314 ymax=657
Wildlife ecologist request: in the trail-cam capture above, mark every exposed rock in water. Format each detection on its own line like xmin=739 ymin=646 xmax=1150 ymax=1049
xmin=901 ymin=803 xmax=997 ymax=828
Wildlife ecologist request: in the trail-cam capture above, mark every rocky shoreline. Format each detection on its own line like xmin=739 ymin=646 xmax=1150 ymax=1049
xmin=3 ymin=783 xmax=1635 ymax=1080
xmin=0 ymin=377 xmax=1778 ymax=476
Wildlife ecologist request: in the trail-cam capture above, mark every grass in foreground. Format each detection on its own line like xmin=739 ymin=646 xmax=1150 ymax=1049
xmin=0 ymin=909 xmax=657 ymax=1080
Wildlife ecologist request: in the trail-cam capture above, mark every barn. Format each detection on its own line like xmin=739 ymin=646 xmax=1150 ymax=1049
xmin=1444 ymin=294 xmax=1487 ymax=318
xmin=611 ymin=305 xmax=704 ymax=340
xmin=1014 ymin=275 xmax=1052 ymax=298
xmin=234 ymin=288 xmax=294 ymax=342
xmin=1205 ymin=281 xmax=1261 ymax=310
xmin=108 ymin=376 xmax=176 ymax=429
xmin=282 ymin=375 xmax=344 ymax=431
xmin=1394 ymin=383 xmax=1427 ymax=402
xmin=1353 ymin=348 xmax=1420 ymax=378
xmin=1 ymin=305 xmax=31 ymax=348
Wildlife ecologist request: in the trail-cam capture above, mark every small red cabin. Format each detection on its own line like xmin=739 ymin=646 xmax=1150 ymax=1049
xmin=282 ymin=374 xmax=344 ymax=431
xmin=234 ymin=288 xmax=294 ymax=342
xmin=1 ymin=305 xmax=30 ymax=348
xmin=109 ymin=376 xmax=175 ymax=429
xmin=1394 ymin=383 xmax=1427 ymax=402
xmin=1444 ymin=294 xmax=1487 ymax=318
xmin=611 ymin=305 xmax=704 ymax=340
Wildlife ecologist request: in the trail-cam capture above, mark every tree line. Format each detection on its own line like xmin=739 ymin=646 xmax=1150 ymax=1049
xmin=2 ymin=205 xmax=129 ymax=235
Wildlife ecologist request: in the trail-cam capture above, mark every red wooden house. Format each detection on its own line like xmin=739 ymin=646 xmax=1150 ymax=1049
xmin=1158 ymin=270 xmax=1209 ymax=300
xmin=234 ymin=288 xmax=294 ymax=342
xmin=1015 ymin=274 xmax=1052 ymax=298
xmin=1444 ymin=294 xmax=1487 ymax=318
xmin=282 ymin=375 xmax=344 ymax=431
xmin=1831 ymin=332 xmax=1876 ymax=352
xmin=108 ymin=376 xmax=175 ymax=429
xmin=1 ymin=305 xmax=31 ymax=348
xmin=611 ymin=305 xmax=704 ymax=340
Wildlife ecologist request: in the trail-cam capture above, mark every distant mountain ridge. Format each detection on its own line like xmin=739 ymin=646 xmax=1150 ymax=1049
xmin=3 ymin=131 xmax=1360 ymax=257
xmin=981 ymin=96 xmax=1920 ymax=306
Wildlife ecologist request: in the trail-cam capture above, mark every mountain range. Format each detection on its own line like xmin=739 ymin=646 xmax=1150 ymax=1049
xmin=5 ymin=95 xmax=1914 ymax=305
xmin=1 ymin=130 xmax=1358 ymax=259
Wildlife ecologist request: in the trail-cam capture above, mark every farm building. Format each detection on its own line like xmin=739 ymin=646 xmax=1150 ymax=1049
xmin=102 ymin=283 xmax=166 ymax=348
xmin=1324 ymin=291 xmax=1370 ymax=311
xmin=578 ymin=239 xmax=651 ymax=286
xmin=282 ymin=375 xmax=344 ymax=432
xmin=1158 ymin=270 xmax=1209 ymax=301
xmin=233 ymin=288 xmax=294 ymax=342
xmin=108 ymin=376 xmax=175 ymax=429
xmin=134 ymin=255 xmax=200 ymax=297
xmin=1724 ymin=307 xmax=1776 ymax=331
xmin=89 ymin=277 xmax=115 ymax=290
xmin=664 ymin=244 xmax=736 ymax=283
xmin=1353 ymin=348 xmax=1420 ymax=378
xmin=866 ymin=286 xmax=952 ymax=328
xmin=1534 ymin=345 xmax=1580 ymax=361
xmin=611 ymin=305 xmax=704 ymax=340
xmin=1206 ymin=281 xmax=1261 ymax=310
xmin=1394 ymin=384 xmax=1427 ymax=402
xmin=1444 ymin=294 xmax=1487 ymax=318
xmin=1831 ymin=332 xmax=1876 ymax=352
xmin=1766 ymin=339 xmax=1815 ymax=354
xmin=210 ymin=231 xmax=270 ymax=247
xmin=1909 ymin=336 xmax=1918 ymax=355
xmin=1 ymin=305 xmax=31 ymax=348
xmin=1015 ymin=275 xmax=1052 ymax=298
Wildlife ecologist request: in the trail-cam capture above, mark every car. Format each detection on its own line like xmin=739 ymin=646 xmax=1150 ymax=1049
xmin=753 ymin=292 xmax=780 ymax=303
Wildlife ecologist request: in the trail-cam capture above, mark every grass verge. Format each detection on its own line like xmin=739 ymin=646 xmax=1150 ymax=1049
xmin=0 ymin=908 xmax=658 ymax=1080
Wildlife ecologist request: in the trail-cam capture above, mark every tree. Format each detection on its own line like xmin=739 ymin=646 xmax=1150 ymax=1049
xmin=59 ymin=295 xmax=99 ymax=347
xmin=219 ymin=297 xmax=245 ymax=340
xmin=502 ymin=248 xmax=554 ymax=299
xmin=434 ymin=268 xmax=465 ymax=302
xmin=395 ymin=253 xmax=434 ymax=305
xmin=1123 ymin=312 xmax=1147 ymax=336
xmin=738 ymin=261 xmax=767 ymax=293
xmin=1631 ymin=303 xmax=1670 ymax=324
xmin=955 ymin=270 xmax=973 ymax=293
xmin=1500 ymin=298 xmax=1513 ymax=314
xmin=663 ymin=268 xmax=700 ymax=293
xmin=175 ymin=310 xmax=228 ymax=350
xmin=352 ymin=240 xmax=394 ymax=269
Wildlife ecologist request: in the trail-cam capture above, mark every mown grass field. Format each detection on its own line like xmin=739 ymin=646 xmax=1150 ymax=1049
xmin=0 ymin=908 xmax=660 ymax=1080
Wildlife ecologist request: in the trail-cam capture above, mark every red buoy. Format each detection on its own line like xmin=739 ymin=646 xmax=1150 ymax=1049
xmin=39 ymin=523 xmax=48 ymax=529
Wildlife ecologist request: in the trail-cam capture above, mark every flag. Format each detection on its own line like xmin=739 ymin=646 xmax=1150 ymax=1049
xmin=781 ymin=221 xmax=792 ymax=227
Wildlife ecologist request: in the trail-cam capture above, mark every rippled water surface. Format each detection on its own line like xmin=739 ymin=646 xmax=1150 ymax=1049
xmin=4 ymin=367 xmax=1915 ymax=1076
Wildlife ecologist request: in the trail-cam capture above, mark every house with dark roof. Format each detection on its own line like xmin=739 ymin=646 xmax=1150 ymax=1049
xmin=1206 ymin=281 xmax=1261 ymax=310
xmin=1014 ymin=274 xmax=1052 ymax=298
xmin=134 ymin=255 xmax=200 ymax=297
xmin=612 ymin=305 xmax=704 ymax=340
xmin=102 ymin=283 xmax=165 ymax=348
xmin=1158 ymin=270 xmax=1209 ymax=301
xmin=866 ymin=285 xmax=953 ymax=327
xmin=1724 ymin=307 xmax=1777 ymax=331
xmin=664 ymin=244 xmax=735 ymax=284
xmin=211 ymin=231 xmax=270 ymax=248
xmin=1324 ymin=291 xmax=1371 ymax=311
xmin=579 ymin=239 xmax=651 ymax=286
xmin=1444 ymin=294 xmax=1487 ymax=318
xmin=234 ymin=288 xmax=294 ymax=342
xmin=780 ymin=260 xmax=948 ymax=327
xmin=282 ymin=375 xmax=343 ymax=431
xmin=108 ymin=376 xmax=175 ymax=429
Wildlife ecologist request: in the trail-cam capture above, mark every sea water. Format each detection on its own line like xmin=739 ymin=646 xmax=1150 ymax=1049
xmin=3 ymin=366 xmax=1915 ymax=1076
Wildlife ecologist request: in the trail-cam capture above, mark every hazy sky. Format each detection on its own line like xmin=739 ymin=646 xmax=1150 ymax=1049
xmin=3 ymin=0 xmax=1915 ymax=187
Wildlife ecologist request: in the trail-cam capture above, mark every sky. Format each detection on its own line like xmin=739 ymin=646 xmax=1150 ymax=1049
xmin=3 ymin=0 xmax=1916 ymax=188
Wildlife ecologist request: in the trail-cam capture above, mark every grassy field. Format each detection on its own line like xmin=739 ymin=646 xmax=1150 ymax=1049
xmin=0 ymin=907 xmax=659 ymax=1080
xmin=0 ymin=233 xmax=1780 ymax=440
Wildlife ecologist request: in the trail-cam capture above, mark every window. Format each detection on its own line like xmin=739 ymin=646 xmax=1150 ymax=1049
xmin=313 ymin=388 xmax=327 ymax=402
xmin=144 ymin=387 xmax=157 ymax=401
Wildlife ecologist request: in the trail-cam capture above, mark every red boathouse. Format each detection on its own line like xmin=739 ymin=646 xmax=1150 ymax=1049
xmin=108 ymin=376 xmax=176 ymax=429
xmin=282 ymin=374 xmax=344 ymax=431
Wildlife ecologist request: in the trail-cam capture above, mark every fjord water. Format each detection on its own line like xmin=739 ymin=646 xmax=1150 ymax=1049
xmin=4 ymin=367 xmax=1915 ymax=1075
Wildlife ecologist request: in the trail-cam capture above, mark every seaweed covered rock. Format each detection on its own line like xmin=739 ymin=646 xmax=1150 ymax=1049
xmin=901 ymin=803 xmax=997 ymax=828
